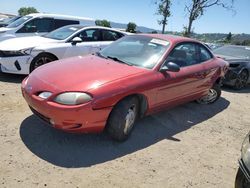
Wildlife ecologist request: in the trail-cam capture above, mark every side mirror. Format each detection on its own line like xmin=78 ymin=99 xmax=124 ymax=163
xmin=160 ymin=62 xmax=180 ymax=73
xmin=71 ymin=37 xmax=82 ymax=45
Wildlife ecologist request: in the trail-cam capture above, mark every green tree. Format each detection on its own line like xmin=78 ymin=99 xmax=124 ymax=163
xmin=184 ymin=0 xmax=234 ymax=37
xmin=18 ymin=7 xmax=39 ymax=16
xmin=226 ymin=32 xmax=232 ymax=42
xmin=152 ymin=30 xmax=158 ymax=34
xmin=156 ymin=0 xmax=171 ymax=34
xmin=95 ymin=19 xmax=111 ymax=28
xmin=126 ymin=22 xmax=137 ymax=33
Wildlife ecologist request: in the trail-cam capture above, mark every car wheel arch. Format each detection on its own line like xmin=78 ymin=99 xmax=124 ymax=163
xmin=108 ymin=93 xmax=149 ymax=120
xmin=30 ymin=52 xmax=59 ymax=73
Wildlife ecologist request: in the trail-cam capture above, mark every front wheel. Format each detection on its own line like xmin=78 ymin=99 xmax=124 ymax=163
xmin=196 ymin=83 xmax=221 ymax=104
xmin=235 ymin=167 xmax=250 ymax=188
xmin=106 ymin=97 xmax=139 ymax=142
xmin=30 ymin=54 xmax=57 ymax=73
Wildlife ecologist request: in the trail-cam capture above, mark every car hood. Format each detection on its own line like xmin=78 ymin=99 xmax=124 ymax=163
xmin=27 ymin=55 xmax=147 ymax=93
xmin=0 ymin=36 xmax=59 ymax=51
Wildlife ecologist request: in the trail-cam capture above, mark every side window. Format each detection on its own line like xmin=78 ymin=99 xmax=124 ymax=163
xmin=166 ymin=43 xmax=199 ymax=67
xmin=102 ymin=30 xmax=124 ymax=41
xmin=54 ymin=19 xmax=79 ymax=29
xmin=17 ymin=18 xmax=54 ymax=33
xmin=199 ymin=45 xmax=213 ymax=62
xmin=75 ymin=29 xmax=101 ymax=42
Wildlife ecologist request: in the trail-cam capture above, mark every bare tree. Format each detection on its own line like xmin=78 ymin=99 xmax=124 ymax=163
xmin=156 ymin=0 xmax=171 ymax=34
xmin=184 ymin=0 xmax=234 ymax=37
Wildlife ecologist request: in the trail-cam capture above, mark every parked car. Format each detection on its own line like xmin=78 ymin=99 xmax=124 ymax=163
xmin=213 ymin=45 xmax=250 ymax=89
xmin=235 ymin=131 xmax=250 ymax=188
xmin=0 ymin=25 xmax=127 ymax=74
xmin=0 ymin=13 xmax=95 ymax=41
xmin=0 ymin=16 xmax=22 ymax=28
xmin=21 ymin=34 xmax=228 ymax=141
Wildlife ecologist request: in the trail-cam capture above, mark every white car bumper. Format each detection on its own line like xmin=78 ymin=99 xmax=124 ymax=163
xmin=0 ymin=55 xmax=32 ymax=75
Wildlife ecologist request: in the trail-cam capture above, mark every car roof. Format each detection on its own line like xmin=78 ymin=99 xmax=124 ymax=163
xmin=26 ymin=13 xmax=95 ymax=21
xmin=139 ymin=34 xmax=200 ymax=44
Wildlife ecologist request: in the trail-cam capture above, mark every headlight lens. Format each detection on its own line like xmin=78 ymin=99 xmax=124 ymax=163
xmin=38 ymin=92 xmax=52 ymax=99
xmin=242 ymin=132 xmax=250 ymax=170
xmin=1 ymin=48 xmax=33 ymax=57
xmin=54 ymin=92 xmax=92 ymax=105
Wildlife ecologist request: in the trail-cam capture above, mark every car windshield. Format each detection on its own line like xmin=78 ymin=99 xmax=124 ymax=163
xmin=43 ymin=25 xmax=83 ymax=40
xmin=6 ymin=16 xmax=32 ymax=28
xmin=213 ymin=45 xmax=250 ymax=59
xmin=98 ymin=35 xmax=170 ymax=69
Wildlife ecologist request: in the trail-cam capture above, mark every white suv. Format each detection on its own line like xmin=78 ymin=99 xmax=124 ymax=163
xmin=0 ymin=25 xmax=128 ymax=74
xmin=0 ymin=13 xmax=95 ymax=41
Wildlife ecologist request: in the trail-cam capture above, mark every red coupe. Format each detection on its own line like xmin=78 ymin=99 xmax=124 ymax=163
xmin=21 ymin=34 xmax=228 ymax=141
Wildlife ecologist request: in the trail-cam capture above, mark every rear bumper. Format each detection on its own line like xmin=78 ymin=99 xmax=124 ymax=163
xmin=21 ymin=86 xmax=112 ymax=133
xmin=0 ymin=56 xmax=31 ymax=75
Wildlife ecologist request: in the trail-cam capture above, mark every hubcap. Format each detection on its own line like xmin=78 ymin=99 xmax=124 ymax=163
xmin=124 ymin=105 xmax=136 ymax=134
xmin=34 ymin=56 xmax=53 ymax=69
xmin=235 ymin=71 xmax=248 ymax=89
xmin=198 ymin=89 xmax=218 ymax=104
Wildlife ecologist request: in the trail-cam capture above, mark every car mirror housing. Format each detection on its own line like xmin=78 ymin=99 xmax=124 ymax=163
xmin=160 ymin=62 xmax=180 ymax=73
xmin=71 ymin=37 xmax=82 ymax=45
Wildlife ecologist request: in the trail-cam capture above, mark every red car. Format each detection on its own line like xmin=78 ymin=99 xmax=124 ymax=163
xmin=21 ymin=34 xmax=228 ymax=141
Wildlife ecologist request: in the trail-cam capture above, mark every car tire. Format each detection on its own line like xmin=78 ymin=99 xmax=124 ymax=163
xmin=235 ymin=167 xmax=250 ymax=188
xmin=30 ymin=54 xmax=57 ymax=73
xmin=106 ymin=97 xmax=139 ymax=142
xmin=196 ymin=83 xmax=221 ymax=104
xmin=233 ymin=70 xmax=249 ymax=90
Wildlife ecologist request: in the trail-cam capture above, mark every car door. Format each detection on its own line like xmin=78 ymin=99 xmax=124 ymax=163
xmin=155 ymin=42 xmax=209 ymax=107
xmin=16 ymin=18 xmax=54 ymax=37
xmin=63 ymin=28 xmax=103 ymax=58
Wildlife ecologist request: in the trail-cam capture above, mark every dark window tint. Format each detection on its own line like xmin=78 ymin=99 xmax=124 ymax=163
xmin=75 ymin=29 xmax=101 ymax=42
xmin=199 ymin=45 xmax=213 ymax=62
xmin=17 ymin=18 xmax=54 ymax=33
xmin=102 ymin=30 xmax=123 ymax=41
xmin=54 ymin=19 xmax=79 ymax=29
xmin=166 ymin=43 xmax=200 ymax=67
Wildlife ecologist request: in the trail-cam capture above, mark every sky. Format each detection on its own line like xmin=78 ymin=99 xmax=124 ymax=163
xmin=1 ymin=0 xmax=249 ymax=34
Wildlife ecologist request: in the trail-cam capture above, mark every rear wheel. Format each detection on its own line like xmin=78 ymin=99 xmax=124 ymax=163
xmin=30 ymin=54 xmax=57 ymax=73
xmin=235 ymin=167 xmax=250 ymax=188
xmin=234 ymin=70 xmax=249 ymax=90
xmin=196 ymin=83 xmax=221 ymax=104
xmin=106 ymin=97 xmax=139 ymax=141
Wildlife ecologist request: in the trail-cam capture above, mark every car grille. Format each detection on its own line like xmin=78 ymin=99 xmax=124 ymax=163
xmin=30 ymin=106 xmax=51 ymax=124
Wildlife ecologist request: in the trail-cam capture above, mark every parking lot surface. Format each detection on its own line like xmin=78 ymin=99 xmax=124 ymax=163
xmin=0 ymin=72 xmax=249 ymax=188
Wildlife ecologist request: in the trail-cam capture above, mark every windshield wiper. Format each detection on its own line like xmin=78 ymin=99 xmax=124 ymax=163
xmin=107 ymin=56 xmax=132 ymax=66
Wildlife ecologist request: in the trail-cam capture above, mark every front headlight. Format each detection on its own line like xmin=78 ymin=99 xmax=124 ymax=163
xmin=38 ymin=91 xmax=52 ymax=99
xmin=242 ymin=132 xmax=250 ymax=170
xmin=2 ymin=48 xmax=33 ymax=57
xmin=54 ymin=92 xmax=92 ymax=105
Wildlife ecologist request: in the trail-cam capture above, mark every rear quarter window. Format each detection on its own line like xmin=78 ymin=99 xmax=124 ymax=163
xmin=54 ymin=19 xmax=79 ymax=29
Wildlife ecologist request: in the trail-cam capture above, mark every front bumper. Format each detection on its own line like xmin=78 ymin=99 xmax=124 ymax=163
xmin=239 ymin=159 xmax=250 ymax=183
xmin=21 ymin=85 xmax=112 ymax=133
xmin=223 ymin=69 xmax=238 ymax=86
xmin=0 ymin=55 xmax=32 ymax=75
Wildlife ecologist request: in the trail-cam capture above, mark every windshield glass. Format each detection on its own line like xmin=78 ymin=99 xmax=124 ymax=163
xmin=43 ymin=25 xmax=83 ymax=40
xmin=6 ymin=16 xmax=32 ymax=28
xmin=99 ymin=35 xmax=170 ymax=69
xmin=214 ymin=45 xmax=250 ymax=59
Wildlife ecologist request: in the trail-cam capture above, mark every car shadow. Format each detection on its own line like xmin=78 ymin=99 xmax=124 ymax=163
xmin=19 ymin=97 xmax=230 ymax=168
xmin=222 ymin=85 xmax=250 ymax=94
xmin=0 ymin=72 xmax=26 ymax=83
